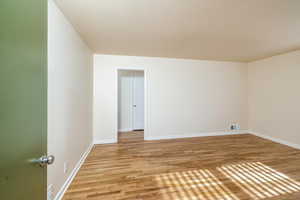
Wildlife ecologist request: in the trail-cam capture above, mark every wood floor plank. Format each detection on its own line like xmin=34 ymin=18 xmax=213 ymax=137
xmin=63 ymin=132 xmax=300 ymax=200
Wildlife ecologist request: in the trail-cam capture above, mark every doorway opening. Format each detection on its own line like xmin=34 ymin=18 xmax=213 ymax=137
xmin=117 ymin=69 xmax=145 ymax=143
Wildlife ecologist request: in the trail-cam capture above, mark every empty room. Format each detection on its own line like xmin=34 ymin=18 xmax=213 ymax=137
xmin=1 ymin=0 xmax=300 ymax=200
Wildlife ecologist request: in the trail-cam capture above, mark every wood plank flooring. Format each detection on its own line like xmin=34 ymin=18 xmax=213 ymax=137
xmin=63 ymin=132 xmax=300 ymax=200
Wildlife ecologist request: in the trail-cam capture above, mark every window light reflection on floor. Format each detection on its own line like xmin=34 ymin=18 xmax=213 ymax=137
xmin=217 ymin=162 xmax=300 ymax=200
xmin=154 ymin=162 xmax=300 ymax=200
xmin=155 ymin=169 xmax=239 ymax=200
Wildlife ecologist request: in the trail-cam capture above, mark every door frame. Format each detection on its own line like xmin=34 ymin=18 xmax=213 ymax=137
xmin=116 ymin=67 xmax=148 ymax=140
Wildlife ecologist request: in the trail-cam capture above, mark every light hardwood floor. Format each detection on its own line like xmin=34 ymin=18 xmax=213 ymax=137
xmin=63 ymin=132 xmax=300 ymax=200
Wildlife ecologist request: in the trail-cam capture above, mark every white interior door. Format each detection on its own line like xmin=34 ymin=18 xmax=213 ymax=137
xmin=133 ymin=72 xmax=144 ymax=130
xmin=118 ymin=71 xmax=133 ymax=132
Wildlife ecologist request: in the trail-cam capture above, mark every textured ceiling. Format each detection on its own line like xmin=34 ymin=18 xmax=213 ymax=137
xmin=55 ymin=0 xmax=300 ymax=62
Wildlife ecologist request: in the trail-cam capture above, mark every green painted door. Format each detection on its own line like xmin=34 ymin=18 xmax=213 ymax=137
xmin=0 ymin=0 xmax=47 ymax=199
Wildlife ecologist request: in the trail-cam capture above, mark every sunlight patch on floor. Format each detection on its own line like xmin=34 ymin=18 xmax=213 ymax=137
xmin=218 ymin=162 xmax=300 ymax=200
xmin=155 ymin=169 xmax=239 ymax=200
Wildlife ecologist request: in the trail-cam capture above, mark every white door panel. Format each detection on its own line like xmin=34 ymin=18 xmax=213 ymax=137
xmin=133 ymin=72 xmax=144 ymax=130
xmin=118 ymin=73 xmax=133 ymax=131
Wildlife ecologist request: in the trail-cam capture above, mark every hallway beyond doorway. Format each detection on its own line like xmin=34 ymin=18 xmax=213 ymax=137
xmin=118 ymin=131 xmax=144 ymax=143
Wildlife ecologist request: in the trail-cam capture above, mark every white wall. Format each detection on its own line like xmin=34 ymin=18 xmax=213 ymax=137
xmin=94 ymin=55 xmax=248 ymax=142
xmin=248 ymin=50 xmax=300 ymax=146
xmin=48 ymin=0 xmax=93 ymax=198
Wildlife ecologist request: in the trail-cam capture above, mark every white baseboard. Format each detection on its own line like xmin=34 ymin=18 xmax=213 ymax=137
xmin=94 ymin=138 xmax=117 ymax=144
xmin=144 ymin=130 xmax=249 ymax=141
xmin=249 ymin=131 xmax=300 ymax=150
xmin=118 ymin=128 xmax=133 ymax=132
xmin=53 ymin=142 xmax=94 ymax=200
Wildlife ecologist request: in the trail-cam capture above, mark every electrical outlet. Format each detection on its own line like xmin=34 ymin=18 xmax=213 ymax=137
xmin=64 ymin=162 xmax=68 ymax=174
xmin=47 ymin=184 xmax=54 ymax=200
xmin=230 ymin=123 xmax=240 ymax=130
